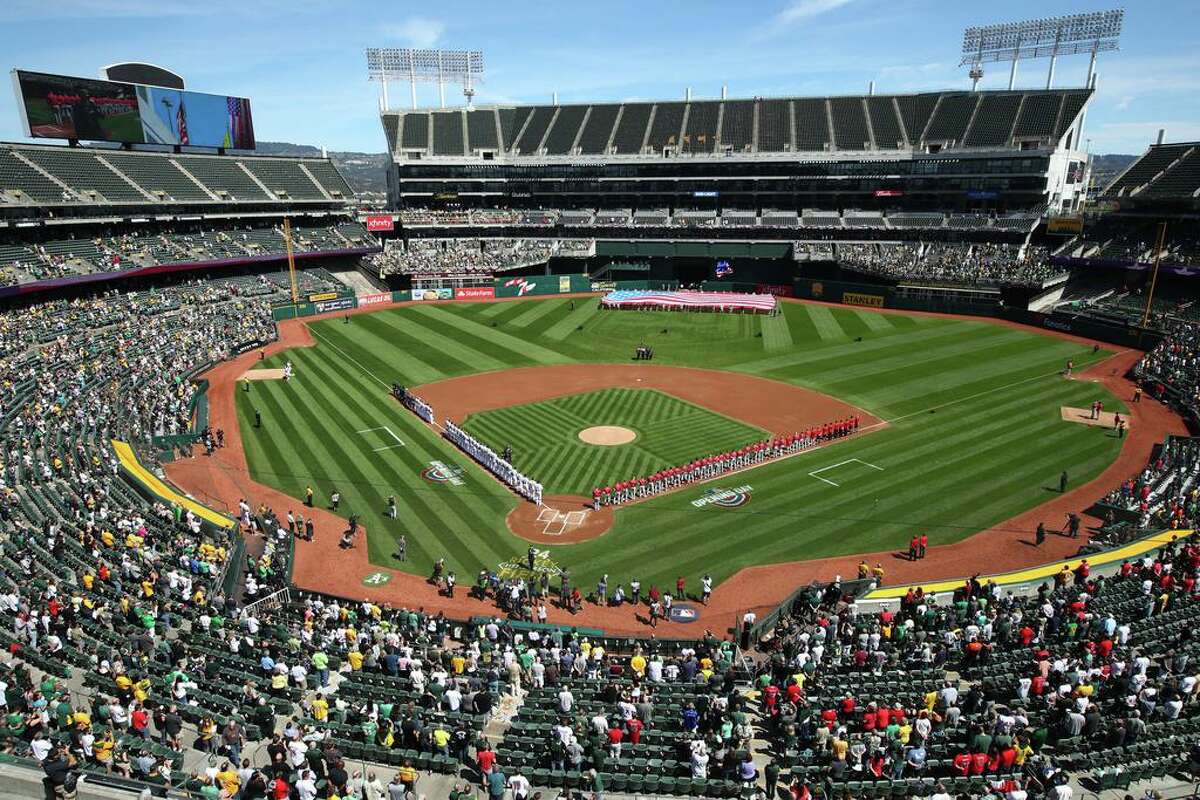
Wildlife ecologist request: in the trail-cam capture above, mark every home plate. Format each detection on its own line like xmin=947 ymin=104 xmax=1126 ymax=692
xmin=1060 ymin=406 xmax=1129 ymax=429
xmin=242 ymin=368 xmax=287 ymax=381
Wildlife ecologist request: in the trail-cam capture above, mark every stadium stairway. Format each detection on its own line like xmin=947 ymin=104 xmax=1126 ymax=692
xmin=331 ymin=267 xmax=384 ymax=295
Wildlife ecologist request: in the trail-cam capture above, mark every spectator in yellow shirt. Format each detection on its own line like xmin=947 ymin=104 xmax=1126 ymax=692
xmin=311 ymin=694 xmax=329 ymax=722
xmin=347 ymin=649 xmax=364 ymax=671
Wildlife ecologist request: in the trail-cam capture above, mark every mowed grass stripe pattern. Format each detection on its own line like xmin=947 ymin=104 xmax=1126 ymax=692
xmin=236 ymin=300 xmax=1124 ymax=593
xmin=461 ymin=388 xmax=767 ymax=495
xmin=759 ymin=312 xmax=794 ymax=352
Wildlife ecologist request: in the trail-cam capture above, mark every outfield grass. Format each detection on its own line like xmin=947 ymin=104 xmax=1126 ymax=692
xmin=236 ymin=298 xmax=1127 ymax=592
xmin=460 ymin=388 xmax=767 ymax=495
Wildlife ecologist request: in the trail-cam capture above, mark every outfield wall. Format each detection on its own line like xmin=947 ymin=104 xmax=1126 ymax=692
xmin=790 ymin=277 xmax=1165 ymax=351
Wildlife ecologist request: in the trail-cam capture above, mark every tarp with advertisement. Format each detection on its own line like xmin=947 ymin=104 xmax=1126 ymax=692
xmin=412 ymin=288 xmax=454 ymax=301
xmin=494 ymin=274 xmax=591 ymax=298
xmin=455 ymin=287 xmax=495 ymax=299
xmin=355 ymin=291 xmax=392 ymax=308
xmin=314 ymin=296 xmax=355 ymax=313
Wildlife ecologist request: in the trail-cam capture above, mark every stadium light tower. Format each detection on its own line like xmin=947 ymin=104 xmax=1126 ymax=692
xmin=960 ymin=9 xmax=1123 ymax=91
xmin=366 ymin=47 xmax=484 ymax=111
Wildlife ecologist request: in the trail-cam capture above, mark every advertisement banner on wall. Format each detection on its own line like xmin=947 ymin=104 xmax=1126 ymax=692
xmin=455 ymin=287 xmax=495 ymax=300
xmin=843 ymin=292 xmax=886 ymax=308
xmin=308 ymin=291 xmax=339 ymax=302
xmin=413 ymin=288 xmax=454 ymax=301
xmin=558 ymin=275 xmax=572 ymax=293
xmin=314 ymin=297 xmax=355 ymax=313
xmin=356 ymin=291 xmax=392 ymax=307
xmin=756 ymin=284 xmax=795 ymax=298
xmin=591 ymin=280 xmax=617 ymax=292
xmin=365 ymin=215 xmax=395 ymax=232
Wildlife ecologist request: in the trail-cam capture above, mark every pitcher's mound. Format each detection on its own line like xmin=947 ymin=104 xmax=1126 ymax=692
xmin=578 ymin=425 xmax=637 ymax=446
xmin=1061 ymin=406 xmax=1129 ymax=429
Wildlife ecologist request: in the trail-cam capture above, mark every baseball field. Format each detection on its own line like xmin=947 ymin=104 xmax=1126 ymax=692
xmin=234 ymin=297 xmax=1126 ymax=593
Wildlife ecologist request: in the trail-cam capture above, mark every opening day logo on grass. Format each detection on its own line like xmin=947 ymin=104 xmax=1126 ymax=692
xmin=691 ymin=485 xmax=753 ymax=508
xmin=497 ymin=549 xmax=565 ymax=580
xmin=421 ymin=460 xmax=465 ymax=486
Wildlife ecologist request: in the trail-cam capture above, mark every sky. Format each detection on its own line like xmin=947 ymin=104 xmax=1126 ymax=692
xmin=0 ymin=0 xmax=1196 ymax=155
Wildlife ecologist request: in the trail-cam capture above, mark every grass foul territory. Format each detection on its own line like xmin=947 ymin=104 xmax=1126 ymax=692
xmin=236 ymin=298 xmax=1126 ymax=592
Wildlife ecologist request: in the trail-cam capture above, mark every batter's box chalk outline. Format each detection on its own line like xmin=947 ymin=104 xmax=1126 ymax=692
xmin=357 ymin=425 xmax=406 ymax=451
xmin=808 ymin=457 xmax=884 ymax=487
xmin=535 ymin=507 xmax=589 ymax=536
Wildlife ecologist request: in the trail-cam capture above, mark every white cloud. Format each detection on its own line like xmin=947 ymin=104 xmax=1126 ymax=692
xmin=384 ymin=17 xmax=445 ymax=49
xmin=776 ymin=0 xmax=855 ymax=25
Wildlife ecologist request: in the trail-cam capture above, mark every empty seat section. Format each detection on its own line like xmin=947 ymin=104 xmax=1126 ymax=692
xmin=830 ymin=97 xmax=869 ymax=150
xmin=432 ymin=111 xmax=465 ymax=155
xmin=0 ymin=149 xmax=72 ymax=203
xmin=924 ymin=93 xmax=979 ymax=142
xmin=241 ymin=159 xmax=324 ymax=199
xmin=576 ymin=105 xmax=620 ymax=154
xmin=24 ymin=148 xmax=145 ymax=202
xmin=1143 ymin=151 xmax=1200 ymax=196
xmin=866 ymin=96 xmax=904 ymax=149
xmin=179 ymin=158 xmax=269 ymax=200
xmin=543 ymin=106 xmax=588 ymax=154
xmin=102 ymin=153 xmax=210 ymax=201
xmin=646 ymin=102 xmax=686 ymax=151
xmin=964 ymin=93 xmax=1022 ymax=147
xmin=400 ymin=113 xmax=430 ymax=150
xmin=610 ymin=104 xmax=652 ymax=153
xmin=896 ymin=93 xmax=940 ymax=143
xmin=383 ymin=114 xmax=400 ymax=152
xmin=303 ymin=161 xmax=353 ymax=198
xmin=682 ymin=102 xmax=719 ymax=153
xmin=793 ymin=98 xmax=830 ymax=151
xmin=1055 ymin=91 xmax=1091 ymax=138
xmin=757 ymin=100 xmax=791 ymax=152
xmin=499 ymin=107 xmax=529 ymax=152
xmin=514 ymin=106 xmax=556 ymax=154
xmin=466 ymin=110 xmax=498 ymax=151
xmin=1012 ymin=93 xmax=1061 ymax=138
xmin=720 ymin=100 xmax=754 ymax=151
xmin=1106 ymin=145 xmax=1191 ymax=195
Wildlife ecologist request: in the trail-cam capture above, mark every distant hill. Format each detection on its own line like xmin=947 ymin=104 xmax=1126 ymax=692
xmin=254 ymin=141 xmax=389 ymax=197
xmin=1091 ymin=153 xmax=1139 ymax=188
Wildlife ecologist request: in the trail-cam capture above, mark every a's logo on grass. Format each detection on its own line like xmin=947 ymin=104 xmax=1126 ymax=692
xmin=691 ymin=485 xmax=753 ymax=509
xmin=504 ymin=277 xmax=537 ymax=296
xmin=421 ymin=460 xmax=465 ymax=486
xmin=362 ymin=572 xmax=392 ymax=587
xmin=669 ymin=604 xmax=701 ymax=624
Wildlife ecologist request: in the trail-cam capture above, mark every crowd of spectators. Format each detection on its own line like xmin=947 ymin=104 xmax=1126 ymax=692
xmin=1136 ymin=318 xmax=1200 ymax=419
xmin=0 ymin=221 xmax=371 ymax=287
xmin=393 ymin=207 xmax=1039 ymax=233
xmin=1100 ymin=437 xmax=1199 ymax=530
xmin=837 ymin=242 xmax=1063 ymax=288
xmin=753 ymin=534 xmax=1200 ymax=798
xmin=367 ymin=238 xmax=585 ymax=277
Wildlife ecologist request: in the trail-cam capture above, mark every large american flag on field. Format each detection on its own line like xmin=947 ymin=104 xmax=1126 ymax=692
xmin=601 ymin=289 xmax=778 ymax=312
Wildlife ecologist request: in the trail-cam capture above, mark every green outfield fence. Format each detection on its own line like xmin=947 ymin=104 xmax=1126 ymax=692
xmin=790 ymin=278 xmax=1166 ymax=351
